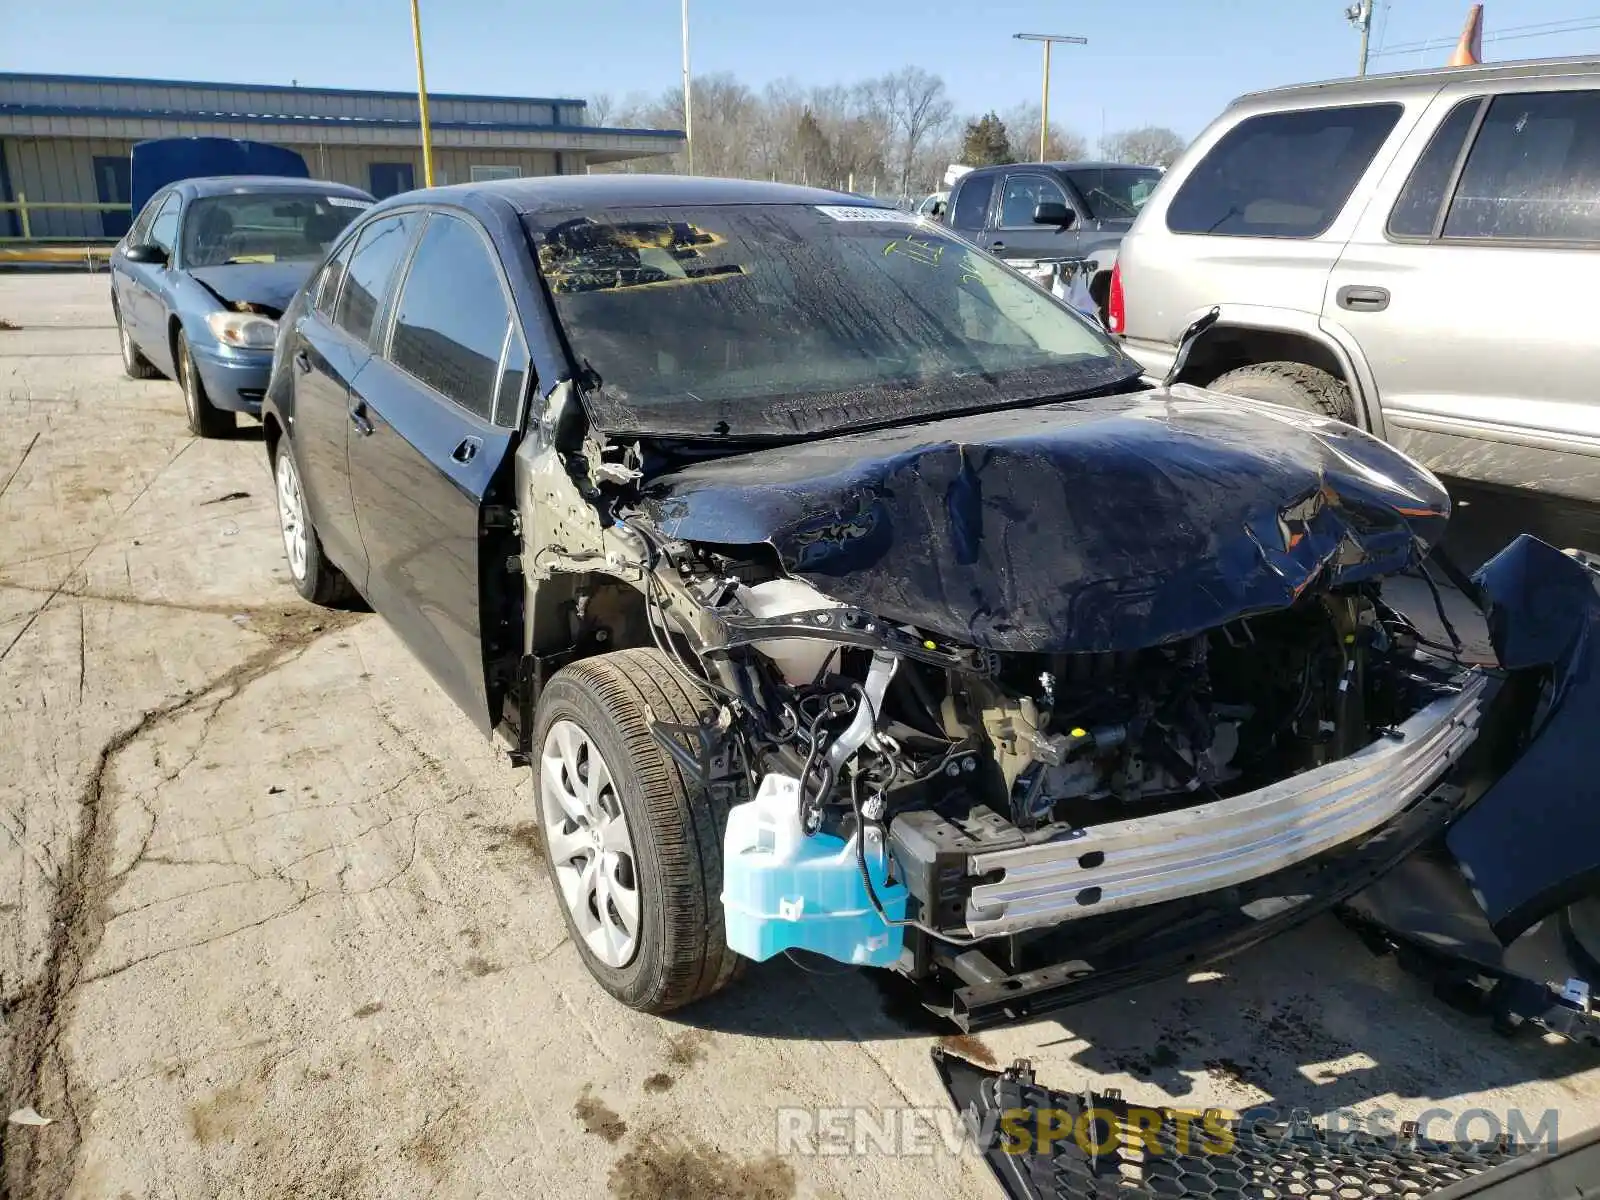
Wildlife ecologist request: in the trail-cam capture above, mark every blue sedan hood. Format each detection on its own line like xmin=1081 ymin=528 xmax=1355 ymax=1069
xmin=637 ymin=387 xmax=1451 ymax=654
xmin=188 ymin=261 xmax=317 ymax=314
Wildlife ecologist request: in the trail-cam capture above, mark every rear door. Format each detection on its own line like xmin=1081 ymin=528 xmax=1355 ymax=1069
xmin=947 ymin=171 xmax=998 ymax=244
xmin=345 ymin=209 xmax=527 ymax=731
xmin=1327 ymin=83 xmax=1600 ymax=500
xmin=287 ymin=209 xmax=423 ymax=582
xmin=982 ymin=170 xmax=1083 ymax=261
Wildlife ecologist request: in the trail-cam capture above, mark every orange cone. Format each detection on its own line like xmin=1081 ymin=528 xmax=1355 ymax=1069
xmin=1448 ymin=3 xmax=1484 ymax=66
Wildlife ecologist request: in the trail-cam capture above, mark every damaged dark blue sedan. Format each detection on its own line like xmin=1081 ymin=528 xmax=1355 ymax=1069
xmin=261 ymin=176 xmax=1600 ymax=1030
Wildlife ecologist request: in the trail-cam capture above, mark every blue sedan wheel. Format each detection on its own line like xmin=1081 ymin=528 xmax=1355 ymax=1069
xmin=175 ymin=330 xmax=235 ymax=438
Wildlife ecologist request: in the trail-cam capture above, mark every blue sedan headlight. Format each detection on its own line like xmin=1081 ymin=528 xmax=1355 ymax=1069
xmin=204 ymin=311 xmax=278 ymax=350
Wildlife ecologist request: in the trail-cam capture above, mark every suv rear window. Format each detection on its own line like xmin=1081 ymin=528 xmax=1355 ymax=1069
xmin=1167 ymin=103 xmax=1402 ymax=238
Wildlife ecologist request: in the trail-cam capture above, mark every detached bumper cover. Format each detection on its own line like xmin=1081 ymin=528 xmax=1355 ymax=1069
xmin=932 ymin=1049 xmax=1552 ymax=1200
xmin=894 ymin=671 xmax=1487 ymax=939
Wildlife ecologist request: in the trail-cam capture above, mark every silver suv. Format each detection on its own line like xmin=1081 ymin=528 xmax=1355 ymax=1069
xmin=1112 ymin=56 xmax=1600 ymax=505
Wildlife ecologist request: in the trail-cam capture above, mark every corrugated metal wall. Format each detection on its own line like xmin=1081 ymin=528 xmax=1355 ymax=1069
xmin=4 ymin=137 xmax=562 ymax=237
xmin=4 ymin=136 xmax=135 ymax=237
xmin=1 ymin=77 xmax=568 ymax=128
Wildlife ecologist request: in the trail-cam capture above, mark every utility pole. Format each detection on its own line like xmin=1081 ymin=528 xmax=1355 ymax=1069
xmin=409 ymin=0 xmax=435 ymax=186
xmin=1013 ymin=33 xmax=1088 ymax=161
xmin=681 ymin=0 xmax=695 ymax=174
xmin=1346 ymin=0 xmax=1375 ymax=76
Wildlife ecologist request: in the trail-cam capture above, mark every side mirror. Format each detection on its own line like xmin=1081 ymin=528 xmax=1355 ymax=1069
xmin=1033 ymin=202 xmax=1075 ymax=230
xmin=124 ymin=243 xmax=169 ymax=266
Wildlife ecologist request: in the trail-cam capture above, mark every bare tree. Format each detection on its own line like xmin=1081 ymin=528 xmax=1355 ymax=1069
xmin=862 ymin=67 xmax=955 ymax=199
xmin=1000 ymin=103 xmax=1089 ymax=164
xmin=1099 ymin=125 xmax=1188 ymax=167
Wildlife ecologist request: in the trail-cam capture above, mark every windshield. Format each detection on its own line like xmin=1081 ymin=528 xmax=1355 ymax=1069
xmin=1063 ymin=168 xmax=1163 ymax=221
xmin=529 ymin=204 xmax=1137 ymax=438
xmin=182 ymin=193 xmax=370 ymax=268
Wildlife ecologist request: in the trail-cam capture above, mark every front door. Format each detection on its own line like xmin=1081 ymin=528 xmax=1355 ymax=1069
xmin=345 ymin=210 xmax=522 ymax=731
xmin=369 ymin=162 xmax=416 ymax=200
xmin=126 ymin=192 xmax=181 ymax=360
xmin=290 ymin=210 xmax=422 ymax=584
xmin=94 ymin=156 xmax=132 ymax=239
xmin=982 ymin=171 xmax=1082 ymax=262
xmin=1328 ymin=85 xmax=1600 ymax=501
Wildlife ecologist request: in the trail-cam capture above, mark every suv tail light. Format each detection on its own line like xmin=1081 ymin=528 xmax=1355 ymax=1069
xmin=1107 ymin=261 xmax=1126 ymax=335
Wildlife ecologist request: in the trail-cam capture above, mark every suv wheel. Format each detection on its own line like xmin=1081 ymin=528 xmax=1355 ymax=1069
xmin=534 ymin=648 xmax=744 ymax=1013
xmin=1208 ymin=362 xmax=1358 ymax=426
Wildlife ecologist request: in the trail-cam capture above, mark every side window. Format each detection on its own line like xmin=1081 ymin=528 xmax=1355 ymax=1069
xmin=147 ymin=195 xmax=181 ymax=253
xmin=1443 ymin=90 xmax=1600 ymax=242
xmin=314 ymin=236 xmax=356 ymax=320
xmin=1166 ymin=103 xmax=1403 ymax=238
xmin=334 ymin=212 xmax=419 ymax=346
xmin=495 ymin=324 xmax=530 ymax=427
xmin=950 ymin=175 xmax=995 ymax=232
xmin=1388 ymin=98 xmax=1483 ymax=238
xmin=127 ymin=192 xmax=166 ymax=245
xmin=388 ymin=213 xmax=512 ymax=422
xmin=998 ymin=173 xmax=1071 ymax=227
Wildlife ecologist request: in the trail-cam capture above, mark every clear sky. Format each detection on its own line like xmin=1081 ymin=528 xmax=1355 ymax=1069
xmin=8 ymin=1 xmax=1600 ymax=139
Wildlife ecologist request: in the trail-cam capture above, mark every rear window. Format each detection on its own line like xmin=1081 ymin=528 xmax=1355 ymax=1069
xmin=1166 ymin=103 xmax=1403 ymax=238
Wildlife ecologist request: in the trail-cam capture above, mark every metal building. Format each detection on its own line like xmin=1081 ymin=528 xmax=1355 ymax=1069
xmin=0 ymin=72 xmax=685 ymax=239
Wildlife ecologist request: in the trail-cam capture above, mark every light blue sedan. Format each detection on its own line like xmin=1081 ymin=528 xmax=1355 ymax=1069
xmin=110 ymin=176 xmax=373 ymax=436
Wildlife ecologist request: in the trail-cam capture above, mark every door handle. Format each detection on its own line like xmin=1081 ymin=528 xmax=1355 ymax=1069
xmin=1337 ymin=285 xmax=1390 ymax=312
xmin=990 ymin=241 xmax=1006 ymax=250
xmin=348 ymin=399 xmax=374 ymax=437
xmin=450 ymin=436 xmax=481 ymax=465
xmin=293 ymin=349 xmax=311 ymax=373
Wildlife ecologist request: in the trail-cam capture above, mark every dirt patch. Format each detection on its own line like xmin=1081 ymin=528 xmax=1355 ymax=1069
xmin=188 ymin=1080 xmax=257 ymax=1145
xmin=1205 ymin=1057 xmax=1269 ymax=1092
xmin=664 ymin=1029 xmax=710 ymax=1070
xmin=352 ymin=1002 xmax=384 ymax=1019
xmin=937 ymin=1033 xmax=997 ymax=1067
xmin=464 ymin=956 xmax=501 ymax=978
xmin=575 ymin=1087 xmax=628 ymax=1144
xmin=1 ymin=609 xmax=362 ymax=1200
xmin=643 ymin=1073 xmax=675 ymax=1094
xmin=610 ymin=1132 xmax=796 ymax=1200
xmin=403 ymin=1107 xmax=464 ymax=1179
xmin=484 ymin=821 xmax=543 ymax=855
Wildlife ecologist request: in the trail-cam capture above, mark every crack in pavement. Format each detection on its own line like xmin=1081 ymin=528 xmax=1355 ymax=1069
xmin=0 ymin=604 xmax=362 ymax=1200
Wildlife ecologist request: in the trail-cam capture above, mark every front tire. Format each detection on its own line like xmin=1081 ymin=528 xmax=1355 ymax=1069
xmin=175 ymin=329 xmax=236 ymax=438
xmin=272 ymin=437 xmax=356 ymax=606
xmin=115 ymin=301 xmax=160 ymax=380
xmin=535 ymin=649 xmax=744 ymax=1013
xmin=1208 ymin=361 xmax=1358 ymax=425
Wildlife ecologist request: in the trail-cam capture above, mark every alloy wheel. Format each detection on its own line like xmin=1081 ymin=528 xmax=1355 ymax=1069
xmin=538 ymin=718 xmax=641 ymax=968
xmin=275 ymin=451 xmax=309 ymax=582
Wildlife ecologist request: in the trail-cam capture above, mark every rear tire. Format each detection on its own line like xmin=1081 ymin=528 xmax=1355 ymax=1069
xmin=1208 ymin=361 xmax=1358 ymax=425
xmin=175 ymin=329 xmax=236 ymax=438
xmin=115 ymin=301 xmax=160 ymax=380
xmin=272 ymin=436 xmax=356 ymax=607
xmin=534 ymin=648 xmax=744 ymax=1013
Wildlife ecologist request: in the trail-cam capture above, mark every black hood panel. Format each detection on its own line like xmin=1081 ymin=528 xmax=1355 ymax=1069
xmin=638 ymin=387 xmax=1449 ymax=653
xmin=188 ymin=261 xmax=316 ymax=314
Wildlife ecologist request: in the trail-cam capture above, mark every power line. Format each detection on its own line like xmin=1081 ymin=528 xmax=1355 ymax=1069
xmin=1371 ymin=13 xmax=1600 ymax=58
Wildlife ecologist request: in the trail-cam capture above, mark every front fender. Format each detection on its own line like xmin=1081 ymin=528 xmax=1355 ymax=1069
xmin=1446 ymin=535 xmax=1600 ymax=943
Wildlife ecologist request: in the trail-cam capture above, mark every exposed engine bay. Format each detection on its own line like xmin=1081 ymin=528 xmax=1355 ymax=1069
xmin=508 ymin=380 xmax=1596 ymax=1028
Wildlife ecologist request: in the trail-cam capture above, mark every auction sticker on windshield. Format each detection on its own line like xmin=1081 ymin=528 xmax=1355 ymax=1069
xmin=814 ymin=205 xmax=917 ymax=223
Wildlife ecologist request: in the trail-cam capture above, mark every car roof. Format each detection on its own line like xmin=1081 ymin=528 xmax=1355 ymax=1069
xmin=380 ymin=174 xmax=879 ymax=216
xmin=1234 ymin=53 xmax=1600 ymax=107
xmin=177 ymin=176 xmax=375 ymax=201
